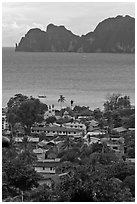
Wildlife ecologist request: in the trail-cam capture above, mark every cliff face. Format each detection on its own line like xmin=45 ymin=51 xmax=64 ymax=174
xmin=15 ymin=15 xmax=135 ymax=53
xmin=90 ymin=15 xmax=135 ymax=53
xmin=16 ymin=24 xmax=80 ymax=52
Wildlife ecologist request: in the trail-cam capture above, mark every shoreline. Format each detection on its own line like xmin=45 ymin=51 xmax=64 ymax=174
xmin=2 ymin=92 xmax=135 ymax=111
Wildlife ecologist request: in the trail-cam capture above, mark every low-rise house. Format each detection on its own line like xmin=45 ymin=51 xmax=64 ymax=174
xmin=77 ymin=116 xmax=92 ymax=120
xmin=84 ymin=135 xmax=101 ymax=144
xmin=31 ymin=126 xmax=83 ymax=137
xmin=38 ymin=140 xmax=56 ymax=149
xmin=126 ymin=158 xmax=135 ymax=163
xmin=44 ymin=104 xmax=55 ymax=119
xmin=28 ymin=137 xmax=40 ymax=148
xmin=62 ymin=110 xmax=72 ymax=119
xmin=33 ymin=148 xmax=48 ymax=160
xmin=38 ymin=172 xmax=69 ymax=188
xmin=101 ymin=137 xmax=125 ymax=155
xmin=63 ymin=121 xmax=86 ymax=134
xmin=33 ymin=144 xmax=60 ymax=175
xmin=14 ymin=136 xmax=39 ymax=149
xmin=128 ymin=128 xmax=135 ymax=132
xmin=2 ymin=109 xmax=9 ymax=131
xmin=86 ymin=129 xmax=106 ymax=136
xmin=88 ymin=119 xmax=99 ymax=128
xmin=112 ymin=126 xmax=127 ymax=134
xmin=34 ymin=158 xmax=61 ymax=174
xmin=33 ymin=144 xmax=58 ymax=160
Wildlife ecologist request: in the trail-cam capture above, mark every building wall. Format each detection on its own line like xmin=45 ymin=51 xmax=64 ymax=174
xmin=63 ymin=123 xmax=86 ymax=133
xmin=37 ymin=153 xmax=46 ymax=160
xmin=35 ymin=167 xmax=55 ymax=174
xmin=44 ymin=104 xmax=55 ymax=119
xmin=31 ymin=129 xmax=82 ymax=136
xmin=2 ymin=115 xmax=9 ymax=131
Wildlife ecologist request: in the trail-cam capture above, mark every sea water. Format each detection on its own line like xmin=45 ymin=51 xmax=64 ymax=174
xmin=2 ymin=47 xmax=135 ymax=110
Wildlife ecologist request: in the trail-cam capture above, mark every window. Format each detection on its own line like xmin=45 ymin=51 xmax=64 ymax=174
xmin=43 ymin=167 xmax=45 ymax=170
xmin=37 ymin=130 xmax=39 ymax=133
xmin=63 ymin=131 xmax=65 ymax=134
xmin=50 ymin=167 xmax=53 ymax=170
xmin=113 ymin=146 xmax=118 ymax=150
xmin=74 ymin=132 xmax=76 ymax=134
xmin=60 ymin=131 xmax=62 ymax=134
xmin=53 ymin=131 xmax=55 ymax=133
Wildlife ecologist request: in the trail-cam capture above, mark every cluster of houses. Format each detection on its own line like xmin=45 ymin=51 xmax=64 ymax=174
xmin=2 ymin=106 xmax=135 ymax=187
xmin=2 ymin=108 xmax=9 ymax=132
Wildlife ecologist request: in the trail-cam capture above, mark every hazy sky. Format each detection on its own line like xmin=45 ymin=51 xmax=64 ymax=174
xmin=2 ymin=2 xmax=135 ymax=47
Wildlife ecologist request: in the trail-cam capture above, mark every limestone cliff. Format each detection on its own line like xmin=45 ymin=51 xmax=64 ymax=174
xmin=15 ymin=15 xmax=135 ymax=53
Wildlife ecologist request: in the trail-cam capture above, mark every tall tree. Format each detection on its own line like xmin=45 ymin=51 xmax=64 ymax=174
xmin=6 ymin=109 xmax=18 ymax=138
xmin=58 ymin=95 xmax=66 ymax=110
xmin=17 ymin=98 xmax=47 ymax=135
xmin=104 ymin=94 xmax=131 ymax=112
xmin=70 ymin=100 xmax=74 ymax=109
xmin=61 ymin=136 xmax=74 ymax=151
xmin=7 ymin=94 xmax=28 ymax=109
xmin=7 ymin=94 xmax=48 ymax=135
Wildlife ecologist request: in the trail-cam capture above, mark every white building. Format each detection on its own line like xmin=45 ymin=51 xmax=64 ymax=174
xmin=63 ymin=122 xmax=86 ymax=134
xmin=31 ymin=126 xmax=83 ymax=137
xmin=34 ymin=159 xmax=61 ymax=174
xmin=86 ymin=129 xmax=106 ymax=136
xmin=2 ymin=109 xmax=9 ymax=131
xmin=44 ymin=104 xmax=55 ymax=119
xmin=84 ymin=135 xmax=101 ymax=144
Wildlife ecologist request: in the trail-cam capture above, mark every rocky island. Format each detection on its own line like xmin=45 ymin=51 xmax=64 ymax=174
xmin=15 ymin=15 xmax=135 ymax=53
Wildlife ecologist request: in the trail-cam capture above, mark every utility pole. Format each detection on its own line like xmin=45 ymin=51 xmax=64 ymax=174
xmin=21 ymin=191 xmax=23 ymax=202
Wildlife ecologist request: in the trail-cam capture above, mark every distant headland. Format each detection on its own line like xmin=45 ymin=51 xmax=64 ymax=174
xmin=15 ymin=15 xmax=135 ymax=53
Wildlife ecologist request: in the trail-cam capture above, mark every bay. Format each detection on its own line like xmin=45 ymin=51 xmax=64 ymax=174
xmin=2 ymin=47 xmax=135 ymax=109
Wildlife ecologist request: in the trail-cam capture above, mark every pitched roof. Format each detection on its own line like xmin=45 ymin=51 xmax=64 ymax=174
xmin=63 ymin=111 xmax=69 ymax=115
xmin=34 ymin=158 xmax=61 ymax=167
xmin=33 ymin=148 xmax=48 ymax=154
xmin=89 ymin=120 xmax=98 ymax=126
xmin=128 ymin=128 xmax=135 ymax=131
xmin=32 ymin=126 xmax=82 ymax=132
xmin=14 ymin=137 xmax=39 ymax=143
xmin=112 ymin=127 xmax=127 ymax=133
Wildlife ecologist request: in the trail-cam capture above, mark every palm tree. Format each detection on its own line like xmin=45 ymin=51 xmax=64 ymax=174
xmin=58 ymin=95 xmax=66 ymax=110
xmin=70 ymin=100 xmax=74 ymax=109
xmin=61 ymin=136 xmax=74 ymax=151
xmin=7 ymin=110 xmax=18 ymax=138
xmin=22 ymin=135 xmax=29 ymax=152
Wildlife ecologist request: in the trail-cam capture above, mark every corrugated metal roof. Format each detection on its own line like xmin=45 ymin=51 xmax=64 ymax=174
xmin=128 ymin=128 xmax=135 ymax=131
xmin=34 ymin=159 xmax=60 ymax=167
xmin=112 ymin=127 xmax=127 ymax=133
xmin=31 ymin=126 xmax=82 ymax=132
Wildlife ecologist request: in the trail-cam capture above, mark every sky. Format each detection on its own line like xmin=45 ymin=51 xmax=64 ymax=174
xmin=2 ymin=2 xmax=135 ymax=47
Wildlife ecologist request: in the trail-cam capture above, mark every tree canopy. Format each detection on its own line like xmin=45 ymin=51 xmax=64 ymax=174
xmin=104 ymin=94 xmax=131 ymax=112
xmin=7 ymin=94 xmax=48 ymax=135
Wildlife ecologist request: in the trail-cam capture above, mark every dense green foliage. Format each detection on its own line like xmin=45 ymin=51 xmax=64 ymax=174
xmin=7 ymin=94 xmax=48 ymax=135
xmin=46 ymin=116 xmax=57 ymax=124
xmin=2 ymin=144 xmax=41 ymax=201
xmin=53 ymin=162 xmax=133 ymax=202
xmin=104 ymin=94 xmax=131 ymax=112
xmin=3 ymin=93 xmax=135 ymax=201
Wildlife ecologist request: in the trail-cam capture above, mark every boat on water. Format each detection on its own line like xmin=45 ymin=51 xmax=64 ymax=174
xmin=38 ymin=95 xmax=47 ymax=98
